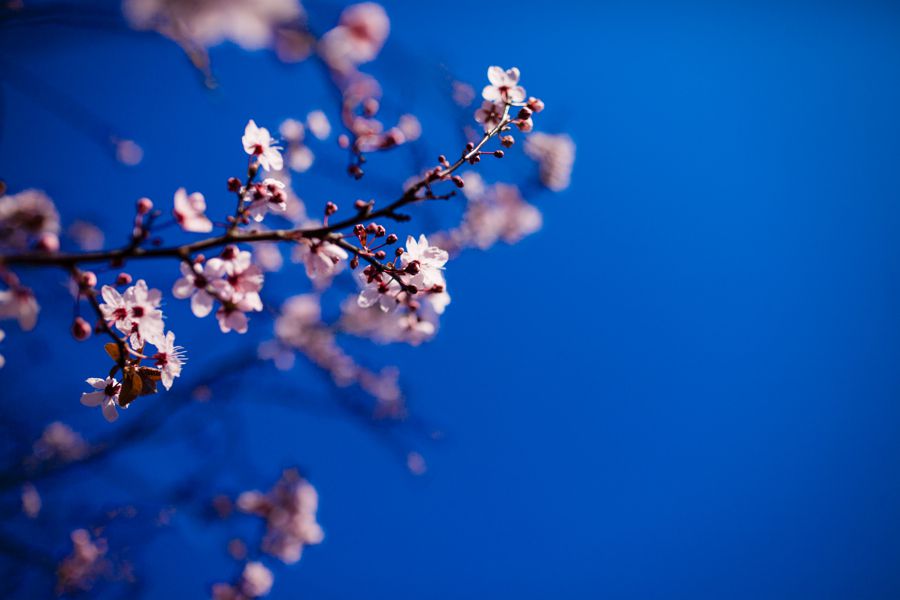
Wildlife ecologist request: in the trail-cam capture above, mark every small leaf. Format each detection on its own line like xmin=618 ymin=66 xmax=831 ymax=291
xmin=118 ymin=369 xmax=142 ymax=407
xmin=104 ymin=343 xmax=120 ymax=362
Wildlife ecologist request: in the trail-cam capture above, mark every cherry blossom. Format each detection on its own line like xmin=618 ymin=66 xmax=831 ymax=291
xmin=292 ymin=237 xmax=348 ymax=281
xmin=31 ymin=422 xmax=89 ymax=463
xmin=219 ymin=246 xmax=265 ymax=311
xmin=236 ymin=469 xmax=323 ymax=564
xmin=0 ymin=188 xmax=60 ymax=252
xmin=98 ymin=280 xmax=165 ymax=348
xmin=246 ymin=179 xmax=288 ymax=222
xmin=216 ymin=297 xmax=257 ymax=334
xmin=56 ymin=529 xmax=109 ymax=595
xmin=80 ymin=376 xmax=122 ymax=423
xmin=524 ymin=132 xmax=576 ymax=191
xmin=241 ymin=562 xmax=274 ymax=597
xmin=123 ymin=0 xmax=303 ymax=51
xmin=243 ymin=120 xmax=284 ymax=171
xmin=357 ymin=276 xmax=403 ymax=313
xmin=0 ymin=286 xmax=39 ymax=331
xmin=482 ymin=66 xmax=526 ymax=103
xmin=172 ymin=260 xmax=228 ymax=318
xmin=0 ymin=328 xmax=4 ymax=368
xmin=401 ymin=234 xmax=448 ymax=288
xmin=474 ymin=100 xmax=505 ymax=132
xmin=319 ymin=2 xmax=390 ymax=71
xmin=306 ymin=110 xmax=331 ymax=140
xmin=152 ymin=331 xmax=185 ymax=390
xmin=173 ymin=187 xmax=213 ymax=233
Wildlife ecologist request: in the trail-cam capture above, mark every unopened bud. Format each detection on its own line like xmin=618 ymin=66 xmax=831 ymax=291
xmin=527 ymin=97 xmax=545 ymax=113
xmin=501 ymin=135 xmax=515 ymax=148
xmin=451 ymin=176 xmax=465 ymax=188
xmin=136 ymin=197 xmax=153 ymax=215
xmin=517 ymin=107 xmax=533 ymax=120
xmin=36 ymin=233 xmax=59 ymax=253
xmin=375 ymin=250 xmax=386 ymax=260
xmin=115 ymin=272 xmax=132 ymax=286
xmin=227 ymin=177 xmax=241 ymax=192
xmin=348 ymin=164 xmax=364 ymax=179
xmin=79 ymin=271 xmax=97 ymax=289
xmin=324 ymin=201 xmax=338 ymax=216
xmin=72 ymin=317 xmax=91 ymax=341
xmin=350 ymin=256 xmax=359 ymax=269
xmin=493 ymin=150 xmax=505 ymax=158
xmin=385 ymin=234 xmax=398 ymax=244
xmin=405 ymin=261 xmax=420 ymax=275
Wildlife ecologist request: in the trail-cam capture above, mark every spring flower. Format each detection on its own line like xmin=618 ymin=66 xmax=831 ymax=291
xmin=80 ymin=377 xmax=122 ymax=422
xmin=173 ymin=188 xmax=213 ymax=233
xmin=524 ymin=132 xmax=576 ymax=191
xmin=216 ymin=297 xmax=257 ymax=334
xmin=474 ymin=100 xmax=505 ymax=132
xmin=152 ymin=331 xmax=185 ymax=390
xmin=32 ymin=422 xmax=88 ymax=463
xmin=219 ymin=246 xmax=265 ymax=311
xmin=293 ymin=238 xmax=348 ymax=280
xmin=482 ymin=66 xmax=526 ymax=103
xmin=246 ymin=179 xmax=288 ymax=222
xmin=241 ymin=562 xmax=274 ymax=598
xmin=357 ymin=276 xmax=403 ymax=313
xmin=401 ymin=234 xmax=448 ymax=288
xmin=0 ymin=287 xmax=40 ymax=331
xmin=243 ymin=120 xmax=284 ymax=171
xmin=98 ymin=280 xmax=165 ymax=347
xmin=319 ymin=2 xmax=390 ymax=70
xmin=0 ymin=188 xmax=60 ymax=252
xmin=172 ymin=260 xmax=228 ymax=318
xmin=306 ymin=110 xmax=331 ymax=140
xmin=56 ymin=529 xmax=109 ymax=595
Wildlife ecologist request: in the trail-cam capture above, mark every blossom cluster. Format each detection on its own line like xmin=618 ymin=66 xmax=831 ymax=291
xmin=235 ymin=469 xmax=324 ymax=564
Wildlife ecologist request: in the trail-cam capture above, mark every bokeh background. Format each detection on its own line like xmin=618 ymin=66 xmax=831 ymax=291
xmin=2 ymin=0 xmax=900 ymax=598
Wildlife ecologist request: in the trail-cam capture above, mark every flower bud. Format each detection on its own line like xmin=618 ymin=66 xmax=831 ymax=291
xmin=324 ymin=201 xmax=338 ymax=216
xmin=348 ymin=164 xmax=364 ymax=179
xmin=527 ymin=97 xmax=545 ymax=113
xmin=405 ymin=261 xmax=420 ymax=275
xmin=227 ymin=177 xmax=242 ymax=192
xmin=349 ymin=256 xmax=359 ymax=269
xmin=517 ymin=107 xmax=533 ymax=120
xmin=338 ymin=134 xmax=350 ymax=148
xmin=115 ymin=272 xmax=132 ymax=286
xmin=451 ymin=176 xmax=465 ymax=188
xmin=136 ymin=197 xmax=153 ymax=215
xmin=80 ymin=271 xmax=97 ymax=289
xmin=501 ymin=135 xmax=515 ymax=148
xmin=386 ymin=234 xmax=398 ymax=244
xmin=363 ymin=97 xmax=380 ymax=117
xmin=72 ymin=317 xmax=91 ymax=341
xmin=493 ymin=150 xmax=505 ymax=158
xmin=375 ymin=250 xmax=386 ymax=259
xmin=36 ymin=233 xmax=59 ymax=253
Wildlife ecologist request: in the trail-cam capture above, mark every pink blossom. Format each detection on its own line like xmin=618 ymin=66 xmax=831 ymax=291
xmin=173 ymin=188 xmax=213 ymax=233
xmin=21 ymin=483 xmax=41 ymax=518
xmin=401 ymin=234 xmax=448 ymax=289
xmin=319 ymin=2 xmax=390 ymax=71
xmin=80 ymin=376 xmax=122 ymax=422
xmin=172 ymin=260 xmax=228 ymax=318
xmin=246 ymin=179 xmax=288 ymax=222
xmin=219 ymin=246 xmax=265 ymax=311
xmin=240 ymin=562 xmax=274 ymax=598
xmin=292 ymin=237 xmax=348 ymax=282
xmin=152 ymin=331 xmax=185 ymax=390
xmin=32 ymin=422 xmax=88 ymax=463
xmin=474 ymin=100 xmax=505 ymax=132
xmin=216 ymin=297 xmax=256 ymax=334
xmin=524 ymin=132 xmax=576 ymax=191
xmin=306 ymin=110 xmax=331 ymax=139
xmin=0 ymin=286 xmax=39 ymax=331
xmin=482 ymin=66 xmax=526 ymax=103
xmin=56 ymin=529 xmax=109 ymax=595
xmin=0 ymin=188 xmax=60 ymax=252
xmin=98 ymin=279 xmax=165 ymax=348
xmin=236 ymin=469 xmax=323 ymax=564
xmin=243 ymin=120 xmax=284 ymax=171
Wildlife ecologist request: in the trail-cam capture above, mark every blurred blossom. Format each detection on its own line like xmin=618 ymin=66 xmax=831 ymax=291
xmin=253 ymin=242 xmax=284 ymax=272
xmin=318 ymin=2 xmax=389 ymax=72
xmin=430 ymin=172 xmax=542 ymax=254
xmin=123 ymin=0 xmax=304 ymax=51
xmin=524 ymin=132 xmax=576 ymax=191
xmin=236 ymin=469 xmax=323 ymax=564
xmin=21 ymin=483 xmax=41 ymax=518
xmin=32 ymin=421 xmax=89 ymax=463
xmin=452 ymin=81 xmax=475 ymax=107
xmin=306 ymin=110 xmax=331 ymax=140
xmin=406 ymin=451 xmax=427 ymax=476
xmin=56 ymin=529 xmax=110 ymax=595
xmin=68 ymin=220 xmax=105 ymax=251
xmin=0 ymin=188 xmax=60 ymax=252
xmin=114 ymin=139 xmax=144 ymax=166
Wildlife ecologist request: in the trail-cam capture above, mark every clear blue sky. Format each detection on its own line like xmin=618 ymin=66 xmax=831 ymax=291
xmin=1 ymin=0 xmax=900 ymax=598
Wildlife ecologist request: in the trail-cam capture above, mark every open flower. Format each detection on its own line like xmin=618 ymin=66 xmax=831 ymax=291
xmin=243 ymin=120 xmax=284 ymax=171
xmin=482 ymin=66 xmax=526 ymax=103
xmin=401 ymin=234 xmax=448 ymax=288
xmin=474 ymin=100 xmax=505 ymax=132
xmin=152 ymin=331 xmax=185 ymax=390
xmin=220 ymin=246 xmax=265 ymax=311
xmin=172 ymin=260 xmax=228 ymax=318
xmin=246 ymin=179 xmax=288 ymax=222
xmin=80 ymin=377 xmax=121 ymax=422
xmin=0 ymin=287 xmax=39 ymax=331
xmin=98 ymin=280 xmax=164 ymax=348
xmin=216 ymin=297 xmax=257 ymax=334
xmin=293 ymin=238 xmax=348 ymax=281
xmin=173 ymin=188 xmax=213 ymax=233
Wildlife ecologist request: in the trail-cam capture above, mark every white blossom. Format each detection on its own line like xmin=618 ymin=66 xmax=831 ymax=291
xmin=80 ymin=377 xmax=121 ymax=423
xmin=173 ymin=188 xmax=213 ymax=233
xmin=243 ymin=120 xmax=284 ymax=171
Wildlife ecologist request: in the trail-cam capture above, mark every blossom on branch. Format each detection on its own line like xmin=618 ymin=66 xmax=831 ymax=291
xmin=243 ymin=120 xmax=284 ymax=172
xmin=482 ymin=66 xmax=526 ymax=103
xmin=173 ymin=187 xmax=213 ymax=233
xmin=0 ymin=188 xmax=60 ymax=252
xmin=80 ymin=376 xmax=122 ymax=423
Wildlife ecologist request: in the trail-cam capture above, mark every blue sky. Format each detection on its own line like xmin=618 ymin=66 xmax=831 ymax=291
xmin=1 ymin=0 xmax=900 ymax=598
